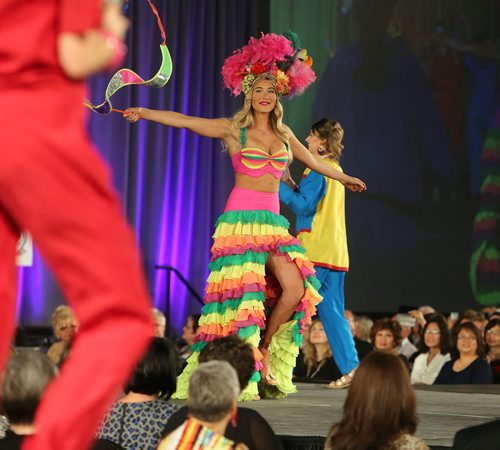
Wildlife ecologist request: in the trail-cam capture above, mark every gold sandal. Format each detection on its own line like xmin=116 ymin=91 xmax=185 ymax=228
xmin=261 ymin=373 xmax=278 ymax=386
xmin=328 ymin=369 xmax=356 ymax=389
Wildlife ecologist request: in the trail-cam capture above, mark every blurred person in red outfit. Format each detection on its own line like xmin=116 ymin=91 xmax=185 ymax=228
xmin=0 ymin=1 xmax=153 ymax=450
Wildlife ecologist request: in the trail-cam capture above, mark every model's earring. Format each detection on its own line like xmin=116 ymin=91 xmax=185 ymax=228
xmin=317 ymin=146 xmax=327 ymax=155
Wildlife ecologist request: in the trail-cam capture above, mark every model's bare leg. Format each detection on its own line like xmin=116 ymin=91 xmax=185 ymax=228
xmin=260 ymin=253 xmax=304 ymax=384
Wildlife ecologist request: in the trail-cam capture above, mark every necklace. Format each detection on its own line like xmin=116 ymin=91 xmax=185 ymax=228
xmin=309 ymin=359 xmax=326 ymax=379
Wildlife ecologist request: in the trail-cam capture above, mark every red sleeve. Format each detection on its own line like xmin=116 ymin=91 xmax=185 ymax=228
xmin=58 ymin=0 xmax=101 ymax=34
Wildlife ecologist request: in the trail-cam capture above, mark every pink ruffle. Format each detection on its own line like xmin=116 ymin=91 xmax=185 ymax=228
xmin=286 ymin=59 xmax=317 ymax=96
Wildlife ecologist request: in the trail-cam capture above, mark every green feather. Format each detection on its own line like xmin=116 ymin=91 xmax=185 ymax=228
xmin=283 ymin=30 xmax=301 ymax=50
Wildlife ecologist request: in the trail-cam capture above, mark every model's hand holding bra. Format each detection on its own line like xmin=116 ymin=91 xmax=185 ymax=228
xmin=124 ymin=107 xmax=144 ymax=122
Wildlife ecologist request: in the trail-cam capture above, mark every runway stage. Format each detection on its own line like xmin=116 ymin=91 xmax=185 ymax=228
xmin=241 ymin=383 xmax=500 ymax=449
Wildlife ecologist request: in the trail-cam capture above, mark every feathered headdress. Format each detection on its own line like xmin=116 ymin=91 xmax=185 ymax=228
xmin=221 ymin=31 xmax=316 ymax=97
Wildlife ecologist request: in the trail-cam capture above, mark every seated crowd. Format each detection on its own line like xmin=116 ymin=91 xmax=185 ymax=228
xmin=0 ymin=304 xmax=498 ymax=449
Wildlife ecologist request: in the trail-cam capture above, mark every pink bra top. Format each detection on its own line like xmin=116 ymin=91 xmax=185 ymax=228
xmin=231 ymin=128 xmax=289 ymax=179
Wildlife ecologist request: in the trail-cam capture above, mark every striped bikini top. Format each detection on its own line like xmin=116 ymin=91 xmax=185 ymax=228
xmin=231 ymin=128 xmax=289 ymax=179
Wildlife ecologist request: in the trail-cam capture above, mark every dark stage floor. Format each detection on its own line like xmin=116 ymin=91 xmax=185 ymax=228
xmin=237 ymin=383 xmax=500 ymax=448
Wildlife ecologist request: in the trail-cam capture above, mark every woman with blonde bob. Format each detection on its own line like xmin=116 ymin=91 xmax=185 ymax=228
xmin=46 ymin=305 xmax=79 ymax=365
xmin=325 ymin=351 xmax=429 ymax=450
xmin=124 ymin=32 xmax=366 ymax=400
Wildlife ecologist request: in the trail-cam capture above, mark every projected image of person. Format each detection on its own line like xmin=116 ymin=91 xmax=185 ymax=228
xmin=312 ymin=0 xmax=456 ymax=310
xmin=124 ymin=32 xmax=366 ymax=400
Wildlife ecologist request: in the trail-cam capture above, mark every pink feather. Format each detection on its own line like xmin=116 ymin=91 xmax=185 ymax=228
xmin=286 ymin=60 xmax=317 ymax=96
xmin=221 ymin=32 xmax=316 ymax=96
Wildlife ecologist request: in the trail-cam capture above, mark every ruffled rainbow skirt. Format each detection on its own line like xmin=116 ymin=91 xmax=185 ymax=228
xmin=173 ymin=188 xmax=322 ymax=400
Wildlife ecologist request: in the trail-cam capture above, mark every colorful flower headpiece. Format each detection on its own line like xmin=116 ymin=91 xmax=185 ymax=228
xmin=221 ymin=31 xmax=316 ymax=97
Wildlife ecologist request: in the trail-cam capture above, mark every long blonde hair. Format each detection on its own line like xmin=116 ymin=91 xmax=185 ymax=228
xmin=231 ymin=74 xmax=289 ymax=145
xmin=302 ymin=318 xmax=332 ymax=374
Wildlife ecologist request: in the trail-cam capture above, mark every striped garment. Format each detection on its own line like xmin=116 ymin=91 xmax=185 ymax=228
xmin=157 ymin=418 xmax=248 ymax=450
xmin=240 ymin=148 xmax=288 ymax=171
xmin=173 ymin=208 xmax=322 ymax=401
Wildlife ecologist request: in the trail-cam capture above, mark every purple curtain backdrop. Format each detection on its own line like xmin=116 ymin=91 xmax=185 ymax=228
xmin=17 ymin=0 xmax=258 ymax=335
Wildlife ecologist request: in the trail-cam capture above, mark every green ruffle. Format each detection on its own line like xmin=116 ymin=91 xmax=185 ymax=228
xmin=215 ymin=209 xmax=290 ymax=227
xmin=279 ymin=243 xmax=307 ymax=254
xmin=202 ymin=293 xmax=265 ymax=315
xmin=191 ymin=341 xmax=207 ymax=353
xmin=307 ymin=274 xmax=322 ymax=291
xmin=258 ymin=320 xmax=299 ymax=399
xmin=172 ymin=352 xmax=199 ymax=400
xmin=237 ymin=324 xmax=260 ymax=340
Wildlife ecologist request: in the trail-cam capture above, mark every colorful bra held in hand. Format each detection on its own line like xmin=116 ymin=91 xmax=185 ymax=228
xmin=231 ymin=128 xmax=289 ymax=179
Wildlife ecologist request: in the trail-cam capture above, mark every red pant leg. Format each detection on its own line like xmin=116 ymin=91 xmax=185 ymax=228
xmin=0 ymin=97 xmax=153 ymax=450
xmin=0 ymin=209 xmax=19 ymax=377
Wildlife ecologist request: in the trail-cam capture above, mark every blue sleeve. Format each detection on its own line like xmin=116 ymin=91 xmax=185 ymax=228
xmin=279 ymin=171 xmax=326 ymax=216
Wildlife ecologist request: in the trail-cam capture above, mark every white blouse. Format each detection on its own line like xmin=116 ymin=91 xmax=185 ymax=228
xmin=411 ymin=352 xmax=451 ymax=385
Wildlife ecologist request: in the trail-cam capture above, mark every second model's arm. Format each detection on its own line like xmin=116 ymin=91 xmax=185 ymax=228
xmin=124 ymin=108 xmax=231 ymax=140
xmin=286 ymin=127 xmax=366 ymax=192
xmin=280 ymin=170 xmax=326 ymax=216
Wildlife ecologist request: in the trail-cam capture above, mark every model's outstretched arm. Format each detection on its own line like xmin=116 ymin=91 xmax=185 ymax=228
xmin=286 ymin=126 xmax=366 ymax=192
xmin=124 ymin=107 xmax=231 ymax=140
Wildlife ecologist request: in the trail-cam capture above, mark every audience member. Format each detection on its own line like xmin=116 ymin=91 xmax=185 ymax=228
xmin=371 ymin=318 xmax=410 ymax=371
xmin=457 ymin=309 xmax=488 ymax=333
xmin=325 ymin=352 xmax=429 ymax=450
xmin=394 ymin=314 xmax=418 ymax=360
xmin=178 ymin=314 xmax=200 ymax=364
xmin=481 ymin=306 xmax=498 ymax=318
xmin=158 ymin=361 xmax=248 ymax=449
xmin=354 ymin=315 xmax=373 ymax=343
xmin=295 ymin=319 xmax=341 ymax=383
xmin=411 ymin=313 xmax=451 ymax=384
xmin=0 ymin=352 xmax=120 ymax=450
xmin=484 ymin=318 xmax=500 ymax=383
xmin=487 ymin=310 xmax=500 ymax=321
xmin=0 ymin=352 xmax=57 ymax=447
xmin=151 ymin=308 xmax=167 ymax=338
xmin=344 ymin=311 xmax=374 ymax=360
xmin=163 ymin=335 xmax=282 ymax=449
xmin=419 ymin=306 xmax=436 ymax=316
xmin=408 ymin=305 xmax=436 ymax=346
xmin=96 ymin=338 xmax=178 ymax=450
xmin=46 ymin=305 xmax=78 ymax=365
xmin=434 ymin=322 xmax=493 ymax=384
xmin=0 ymin=416 xmax=7 ymax=440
